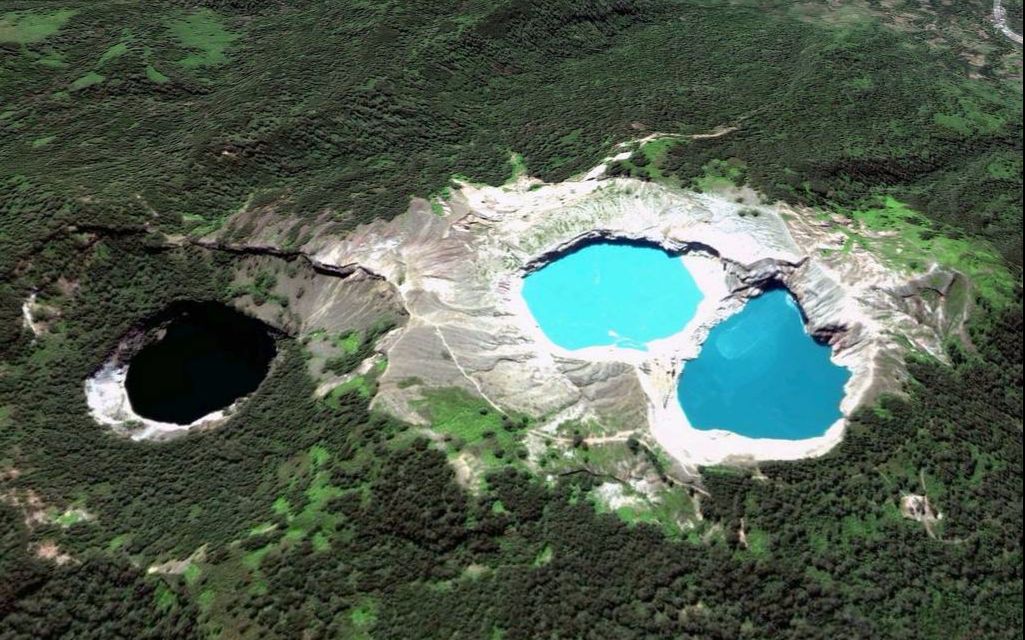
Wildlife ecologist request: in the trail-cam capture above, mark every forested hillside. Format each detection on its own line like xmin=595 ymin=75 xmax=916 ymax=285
xmin=1 ymin=1 xmax=1021 ymax=638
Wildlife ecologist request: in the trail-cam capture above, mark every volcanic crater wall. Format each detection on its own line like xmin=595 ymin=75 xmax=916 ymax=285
xmin=86 ymin=171 xmax=960 ymax=467
xmin=227 ymin=174 xmax=956 ymax=467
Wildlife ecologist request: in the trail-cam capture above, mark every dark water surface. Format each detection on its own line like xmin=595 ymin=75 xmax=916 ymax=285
xmin=125 ymin=302 xmax=275 ymax=424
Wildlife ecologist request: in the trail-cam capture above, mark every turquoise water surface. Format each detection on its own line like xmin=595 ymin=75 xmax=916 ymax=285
xmin=522 ymin=241 xmax=702 ymax=350
xmin=677 ymin=289 xmax=851 ymax=439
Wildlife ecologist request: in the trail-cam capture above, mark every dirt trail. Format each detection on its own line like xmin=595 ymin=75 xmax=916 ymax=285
xmin=689 ymin=126 xmax=738 ymax=140
xmin=432 ymin=325 xmax=504 ymax=413
xmin=527 ymin=427 xmax=636 ymax=446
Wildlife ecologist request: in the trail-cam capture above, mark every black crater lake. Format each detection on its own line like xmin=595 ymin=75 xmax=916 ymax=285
xmin=124 ymin=302 xmax=276 ymax=424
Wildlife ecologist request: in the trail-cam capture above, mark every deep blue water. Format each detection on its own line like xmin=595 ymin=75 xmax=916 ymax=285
xmin=522 ymin=241 xmax=703 ymax=350
xmin=677 ymin=289 xmax=851 ymax=439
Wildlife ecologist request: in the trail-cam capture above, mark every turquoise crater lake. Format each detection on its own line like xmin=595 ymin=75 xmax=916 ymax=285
xmin=522 ymin=241 xmax=703 ymax=350
xmin=677 ymin=289 xmax=851 ymax=440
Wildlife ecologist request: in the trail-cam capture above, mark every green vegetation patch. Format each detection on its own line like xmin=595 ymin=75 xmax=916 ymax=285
xmin=197 ymin=588 xmax=215 ymax=611
xmin=98 ymin=41 xmax=129 ymax=65
xmin=311 ymin=531 xmax=330 ymax=552
xmin=241 ymin=542 xmax=274 ymax=570
xmin=614 ymin=504 xmax=660 ymax=527
xmin=154 ymin=583 xmax=178 ymax=611
xmin=590 ymin=478 xmax=698 ymax=539
xmin=327 ymin=375 xmax=372 ymax=399
xmin=270 ymin=496 xmax=290 ymax=518
xmin=420 ymin=387 xmax=506 ymax=444
xmin=417 ymin=387 xmax=527 ymax=469
xmin=604 ymin=137 xmax=684 ymax=183
xmin=636 ymin=137 xmax=680 ymax=182
xmin=69 ymin=72 xmax=104 ymax=91
xmin=350 ymin=600 xmax=377 ymax=627
xmin=168 ymin=9 xmax=239 ymax=68
xmin=843 ymin=197 xmax=1013 ymax=306
xmin=32 ymin=50 xmax=66 ymax=69
xmin=0 ymin=9 xmax=76 ymax=44
xmin=53 ymin=508 xmax=90 ymax=527
xmin=533 ymin=544 xmax=553 ymax=567
xmin=507 ymin=152 xmax=528 ymax=183
xmin=692 ymin=158 xmax=746 ymax=192
xmin=334 ymin=330 xmax=361 ymax=354
xmin=323 ymin=348 xmax=389 ymax=406
xmin=744 ymin=528 xmax=770 ymax=557
xmin=309 ymin=444 xmax=330 ymax=467
xmin=183 ymin=563 xmax=202 ymax=585
xmin=932 ymin=83 xmax=1009 ymax=136
xmin=323 ymin=320 xmax=396 ymax=375
xmin=228 ymin=270 xmax=287 ymax=307
xmin=145 ymin=64 xmax=170 ymax=84
xmin=107 ymin=533 xmax=130 ymax=552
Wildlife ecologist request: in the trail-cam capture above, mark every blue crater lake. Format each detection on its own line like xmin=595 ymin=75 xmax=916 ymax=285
xmin=677 ymin=289 xmax=851 ymax=440
xmin=522 ymin=241 xmax=703 ymax=351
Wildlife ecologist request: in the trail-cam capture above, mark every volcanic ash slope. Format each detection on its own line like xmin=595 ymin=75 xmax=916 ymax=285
xmin=247 ymin=176 xmax=958 ymax=468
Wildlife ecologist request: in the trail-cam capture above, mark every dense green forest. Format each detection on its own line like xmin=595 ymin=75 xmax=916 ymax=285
xmin=1 ymin=1 xmax=1022 ymax=638
xmin=2 ymin=0 xmax=1022 ymax=264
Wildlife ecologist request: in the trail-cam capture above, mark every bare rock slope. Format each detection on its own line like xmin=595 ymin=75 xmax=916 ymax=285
xmin=212 ymin=172 xmax=959 ymax=468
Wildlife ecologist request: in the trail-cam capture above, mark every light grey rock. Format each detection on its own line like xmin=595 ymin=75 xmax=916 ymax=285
xmin=181 ymin=174 xmax=962 ymax=466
